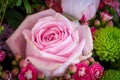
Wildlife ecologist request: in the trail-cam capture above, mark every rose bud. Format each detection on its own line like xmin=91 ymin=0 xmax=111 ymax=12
xmin=64 ymin=73 xmax=71 ymax=79
xmin=94 ymin=19 xmax=100 ymax=26
xmin=15 ymin=55 xmax=22 ymax=61
xmin=12 ymin=60 xmax=18 ymax=66
xmin=68 ymin=64 xmax=77 ymax=74
xmin=88 ymin=57 xmax=95 ymax=63
xmin=107 ymin=20 xmax=114 ymax=27
xmin=80 ymin=59 xmax=90 ymax=65
xmin=37 ymin=71 xmax=45 ymax=79
xmin=11 ymin=68 xmax=19 ymax=77
xmin=19 ymin=59 xmax=28 ymax=68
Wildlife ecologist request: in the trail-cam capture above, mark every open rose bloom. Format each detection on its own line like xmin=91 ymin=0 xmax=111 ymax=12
xmin=6 ymin=9 xmax=93 ymax=78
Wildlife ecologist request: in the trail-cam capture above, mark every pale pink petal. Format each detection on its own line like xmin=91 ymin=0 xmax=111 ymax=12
xmin=26 ymin=57 xmax=62 ymax=77
xmin=83 ymin=4 xmax=97 ymax=21
xmin=78 ymin=25 xmax=93 ymax=56
xmin=61 ymin=0 xmax=100 ymax=20
xmin=6 ymin=9 xmax=56 ymax=57
xmin=23 ymin=30 xmax=67 ymax=63
xmin=52 ymin=39 xmax=85 ymax=77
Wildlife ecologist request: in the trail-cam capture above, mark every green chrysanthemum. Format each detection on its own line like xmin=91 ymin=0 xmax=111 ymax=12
xmin=94 ymin=27 xmax=120 ymax=62
xmin=101 ymin=70 xmax=120 ymax=80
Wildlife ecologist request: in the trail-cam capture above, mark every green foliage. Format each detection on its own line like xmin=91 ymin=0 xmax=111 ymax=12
xmin=94 ymin=27 xmax=120 ymax=62
xmin=101 ymin=70 xmax=120 ymax=80
xmin=5 ymin=9 xmax=24 ymax=29
xmin=110 ymin=60 xmax=120 ymax=70
xmin=118 ymin=0 xmax=120 ymax=3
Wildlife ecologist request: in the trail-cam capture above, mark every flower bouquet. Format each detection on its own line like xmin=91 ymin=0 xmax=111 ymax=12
xmin=0 ymin=0 xmax=120 ymax=80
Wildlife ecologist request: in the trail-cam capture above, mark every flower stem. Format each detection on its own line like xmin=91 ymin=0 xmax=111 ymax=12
xmin=0 ymin=0 xmax=8 ymax=26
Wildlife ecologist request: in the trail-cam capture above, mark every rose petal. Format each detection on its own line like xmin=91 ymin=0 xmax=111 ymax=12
xmin=78 ymin=25 xmax=93 ymax=56
xmin=61 ymin=0 xmax=100 ymax=20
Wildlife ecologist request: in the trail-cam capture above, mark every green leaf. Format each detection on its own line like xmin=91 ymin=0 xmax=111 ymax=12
xmin=118 ymin=0 xmax=120 ymax=3
xmin=5 ymin=9 xmax=24 ymax=29
xmin=16 ymin=0 xmax=22 ymax=6
xmin=23 ymin=0 xmax=31 ymax=14
xmin=62 ymin=12 xmax=78 ymax=21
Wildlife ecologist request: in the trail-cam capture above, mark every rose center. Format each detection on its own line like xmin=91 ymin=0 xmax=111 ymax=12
xmin=95 ymin=70 xmax=101 ymax=78
xmin=42 ymin=28 xmax=61 ymax=42
xmin=78 ymin=67 xmax=86 ymax=77
xmin=44 ymin=33 xmax=56 ymax=41
xmin=24 ymin=69 xmax=33 ymax=80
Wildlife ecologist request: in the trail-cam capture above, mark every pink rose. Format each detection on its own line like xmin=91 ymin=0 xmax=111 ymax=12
xmin=6 ymin=9 xmax=93 ymax=77
xmin=72 ymin=63 xmax=91 ymax=80
xmin=18 ymin=63 xmax=38 ymax=80
xmin=90 ymin=62 xmax=104 ymax=80
xmin=61 ymin=0 xmax=100 ymax=21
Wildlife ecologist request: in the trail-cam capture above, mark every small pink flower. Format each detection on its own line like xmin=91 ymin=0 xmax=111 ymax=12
xmin=0 ymin=50 xmax=6 ymax=62
xmin=94 ymin=19 xmax=100 ymax=26
xmin=18 ymin=63 xmax=37 ymax=80
xmin=72 ymin=63 xmax=91 ymax=80
xmin=90 ymin=62 xmax=104 ymax=80
xmin=98 ymin=1 xmax=105 ymax=9
xmin=46 ymin=0 xmax=62 ymax=12
xmin=100 ymin=11 xmax=113 ymax=22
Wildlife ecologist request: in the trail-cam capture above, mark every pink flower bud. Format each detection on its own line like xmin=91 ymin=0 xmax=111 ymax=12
xmin=11 ymin=68 xmax=19 ymax=77
xmin=107 ymin=20 xmax=114 ymax=26
xmin=64 ymin=73 xmax=71 ymax=79
xmin=100 ymin=11 xmax=113 ymax=22
xmin=19 ymin=59 xmax=29 ymax=68
xmin=68 ymin=64 xmax=77 ymax=74
xmin=15 ymin=55 xmax=22 ymax=61
xmin=80 ymin=59 xmax=90 ymax=65
xmin=94 ymin=19 xmax=100 ymax=26
xmin=88 ymin=57 xmax=95 ymax=63
xmin=37 ymin=71 xmax=45 ymax=79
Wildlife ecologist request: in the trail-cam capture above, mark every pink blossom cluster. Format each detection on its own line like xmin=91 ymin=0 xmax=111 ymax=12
xmin=99 ymin=0 xmax=120 ymax=17
xmin=72 ymin=62 xmax=104 ymax=80
xmin=17 ymin=57 xmax=104 ymax=80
